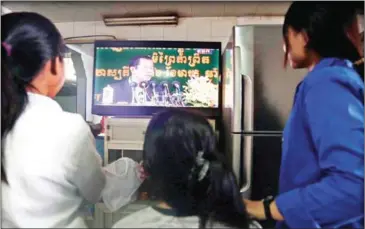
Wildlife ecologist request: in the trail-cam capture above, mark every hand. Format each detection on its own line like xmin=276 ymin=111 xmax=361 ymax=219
xmin=243 ymin=199 xmax=266 ymax=220
xmin=137 ymin=161 xmax=148 ymax=181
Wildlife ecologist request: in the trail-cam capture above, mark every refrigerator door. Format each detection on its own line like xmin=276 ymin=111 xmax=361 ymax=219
xmin=252 ymin=25 xmax=307 ymax=131
xmin=222 ymin=26 xmax=255 ymax=188
xmin=223 ymin=25 xmax=307 ymax=198
xmin=233 ymin=26 xmax=257 ymax=197
xmin=233 ymin=26 xmax=255 ymax=133
xmin=233 ymin=25 xmax=306 ymax=133
xmin=248 ymin=25 xmax=307 ymax=199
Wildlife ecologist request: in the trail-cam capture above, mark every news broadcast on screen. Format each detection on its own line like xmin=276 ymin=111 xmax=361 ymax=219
xmin=92 ymin=41 xmax=221 ymax=115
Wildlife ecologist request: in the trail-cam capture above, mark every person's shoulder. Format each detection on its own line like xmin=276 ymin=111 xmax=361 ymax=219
xmin=4 ymin=103 xmax=92 ymax=179
xmin=301 ymin=66 xmax=363 ymax=103
xmin=58 ymin=112 xmax=89 ymax=134
xmin=16 ymin=95 xmax=89 ymax=138
xmin=304 ymin=65 xmax=363 ymax=90
xmin=32 ymin=109 xmax=91 ymax=153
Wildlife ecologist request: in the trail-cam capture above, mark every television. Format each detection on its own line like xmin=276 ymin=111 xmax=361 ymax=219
xmin=92 ymin=40 xmax=222 ymax=117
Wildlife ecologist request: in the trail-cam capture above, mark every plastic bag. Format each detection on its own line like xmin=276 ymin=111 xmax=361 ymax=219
xmin=101 ymin=157 xmax=143 ymax=212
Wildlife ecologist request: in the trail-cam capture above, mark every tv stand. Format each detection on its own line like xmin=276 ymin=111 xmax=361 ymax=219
xmin=103 ymin=117 xmax=152 ymax=165
xmin=103 ymin=116 xmax=216 ymax=165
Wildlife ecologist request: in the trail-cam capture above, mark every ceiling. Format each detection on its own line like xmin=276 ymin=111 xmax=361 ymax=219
xmin=2 ymin=1 xmax=292 ymax=23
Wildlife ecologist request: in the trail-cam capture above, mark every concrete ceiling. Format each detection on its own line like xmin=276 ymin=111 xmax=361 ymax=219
xmin=2 ymin=1 xmax=291 ymax=23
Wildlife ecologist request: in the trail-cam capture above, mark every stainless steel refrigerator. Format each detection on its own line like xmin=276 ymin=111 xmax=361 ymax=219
xmin=222 ymin=25 xmax=307 ymax=201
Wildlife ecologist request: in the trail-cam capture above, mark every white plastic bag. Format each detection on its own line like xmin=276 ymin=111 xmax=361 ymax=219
xmin=101 ymin=157 xmax=143 ymax=212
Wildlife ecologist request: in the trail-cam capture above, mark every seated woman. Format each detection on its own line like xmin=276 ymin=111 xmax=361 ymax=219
xmin=113 ymin=109 xmax=260 ymax=228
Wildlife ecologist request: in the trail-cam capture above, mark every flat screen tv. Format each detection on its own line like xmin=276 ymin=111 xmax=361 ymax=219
xmin=92 ymin=40 xmax=221 ymax=117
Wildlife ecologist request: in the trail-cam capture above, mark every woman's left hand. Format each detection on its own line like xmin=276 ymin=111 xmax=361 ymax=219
xmin=243 ymin=199 xmax=266 ymax=220
xmin=243 ymin=198 xmax=284 ymax=221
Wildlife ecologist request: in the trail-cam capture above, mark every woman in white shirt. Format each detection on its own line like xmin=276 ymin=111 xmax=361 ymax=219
xmin=113 ymin=109 xmax=261 ymax=229
xmin=1 ymin=12 xmax=106 ymax=228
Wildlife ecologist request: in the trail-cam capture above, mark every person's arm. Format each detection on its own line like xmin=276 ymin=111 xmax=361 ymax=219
xmin=274 ymin=80 xmax=364 ymax=227
xmin=69 ymin=118 xmax=106 ymax=203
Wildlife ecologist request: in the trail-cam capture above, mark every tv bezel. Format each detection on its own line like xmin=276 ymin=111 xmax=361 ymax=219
xmin=91 ymin=40 xmax=222 ymax=118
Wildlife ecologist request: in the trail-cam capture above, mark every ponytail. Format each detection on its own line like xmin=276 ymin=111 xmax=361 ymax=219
xmin=1 ymin=12 xmax=65 ymax=183
xmin=1 ymin=44 xmax=29 ymax=183
xmin=193 ymin=153 xmax=250 ymax=229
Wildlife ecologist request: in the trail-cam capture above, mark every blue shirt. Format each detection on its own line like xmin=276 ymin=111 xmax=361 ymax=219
xmin=276 ymin=58 xmax=364 ymax=228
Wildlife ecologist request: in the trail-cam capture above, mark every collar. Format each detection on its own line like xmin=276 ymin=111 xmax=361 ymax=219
xmin=311 ymin=57 xmax=353 ymax=73
xmin=27 ymin=92 xmax=63 ymax=112
xmin=300 ymin=57 xmax=358 ymax=88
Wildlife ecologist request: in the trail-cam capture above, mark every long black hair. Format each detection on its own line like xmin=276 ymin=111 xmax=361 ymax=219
xmin=283 ymin=2 xmax=364 ymax=80
xmin=1 ymin=12 xmax=65 ymax=183
xmin=143 ymin=109 xmax=250 ymax=229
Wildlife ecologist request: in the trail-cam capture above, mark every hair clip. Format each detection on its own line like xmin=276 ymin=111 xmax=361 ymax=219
xmin=2 ymin=42 xmax=12 ymax=57
xmin=196 ymin=151 xmax=210 ymax=181
xmin=196 ymin=151 xmax=205 ymax=166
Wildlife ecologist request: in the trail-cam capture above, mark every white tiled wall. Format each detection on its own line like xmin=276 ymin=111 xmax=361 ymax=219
xmin=56 ymin=17 xmax=237 ymax=49
xmin=56 ymin=16 xmax=284 ymax=49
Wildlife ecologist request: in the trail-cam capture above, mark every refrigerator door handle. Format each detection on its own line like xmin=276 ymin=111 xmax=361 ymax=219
xmin=231 ymin=46 xmax=243 ymax=184
xmin=240 ymin=74 xmax=254 ymax=196
xmin=232 ymin=130 xmax=283 ymax=136
xmin=242 ymin=74 xmax=254 ymax=132
xmin=232 ymin=46 xmax=243 ymax=132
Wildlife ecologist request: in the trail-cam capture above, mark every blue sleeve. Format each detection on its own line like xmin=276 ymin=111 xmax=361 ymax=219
xmin=276 ymin=80 xmax=364 ymax=228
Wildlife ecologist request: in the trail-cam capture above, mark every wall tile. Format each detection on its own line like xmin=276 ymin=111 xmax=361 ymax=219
xmin=163 ymin=36 xmax=187 ymax=41
xmin=56 ymin=16 xmax=285 ymax=42
xmin=140 ymin=37 xmax=164 ymax=41
xmin=141 ymin=25 xmax=164 ymax=38
xmin=73 ymin=21 xmax=96 ymax=37
xmin=163 ymin=18 xmax=188 ymax=40
xmin=56 ymin=22 xmax=74 ymax=38
xmin=186 ymin=17 xmax=212 ymax=40
xmin=236 ymin=16 xmax=284 ymax=25
xmin=211 ymin=17 xmax=236 ymax=37
xmin=95 ymin=21 xmax=141 ymax=39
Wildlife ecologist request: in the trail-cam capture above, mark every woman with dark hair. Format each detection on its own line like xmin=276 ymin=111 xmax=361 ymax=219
xmin=113 ymin=109 xmax=261 ymax=229
xmin=244 ymin=2 xmax=364 ymax=228
xmin=1 ymin=12 xmax=106 ymax=227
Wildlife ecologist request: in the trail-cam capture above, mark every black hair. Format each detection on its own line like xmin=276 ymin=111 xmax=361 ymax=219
xmin=283 ymin=2 xmax=364 ymax=80
xmin=1 ymin=12 xmax=65 ymax=183
xmin=129 ymin=55 xmax=153 ymax=68
xmin=143 ymin=109 xmax=250 ymax=229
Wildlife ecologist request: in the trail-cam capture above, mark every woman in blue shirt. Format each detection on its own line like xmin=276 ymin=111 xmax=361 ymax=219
xmin=244 ymin=2 xmax=364 ymax=228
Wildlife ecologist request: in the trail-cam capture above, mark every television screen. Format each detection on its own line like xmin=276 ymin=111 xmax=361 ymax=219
xmin=92 ymin=40 xmax=221 ymax=117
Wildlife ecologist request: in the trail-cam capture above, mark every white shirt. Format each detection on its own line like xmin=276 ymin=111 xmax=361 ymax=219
xmin=2 ymin=93 xmax=106 ymax=228
xmin=112 ymin=206 xmax=262 ymax=229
